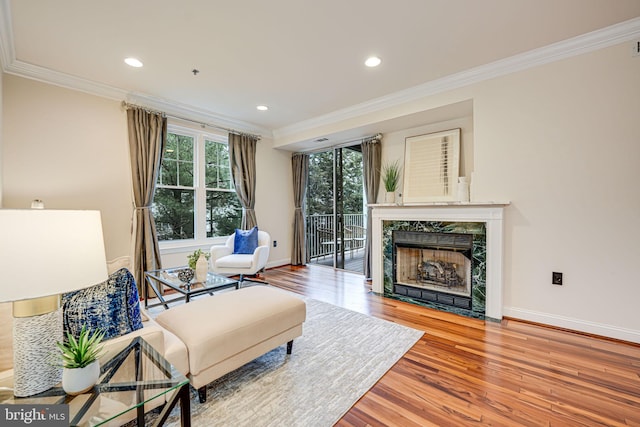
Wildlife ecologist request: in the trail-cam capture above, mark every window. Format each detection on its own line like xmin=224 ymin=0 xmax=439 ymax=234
xmin=204 ymin=139 xmax=242 ymax=237
xmin=154 ymin=132 xmax=195 ymax=240
xmin=153 ymin=127 xmax=242 ymax=242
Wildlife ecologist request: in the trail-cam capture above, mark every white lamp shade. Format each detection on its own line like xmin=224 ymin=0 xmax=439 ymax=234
xmin=0 ymin=209 xmax=108 ymax=302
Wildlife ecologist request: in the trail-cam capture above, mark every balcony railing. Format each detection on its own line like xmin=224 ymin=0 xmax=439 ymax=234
xmin=306 ymin=214 xmax=366 ymax=261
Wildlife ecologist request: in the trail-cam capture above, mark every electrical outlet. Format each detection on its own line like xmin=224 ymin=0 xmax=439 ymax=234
xmin=633 ymin=39 xmax=640 ymax=57
xmin=552 ymin=272 xmax=563 ymax=286
xmin=273 ymin=240 xmax=277 ymax=247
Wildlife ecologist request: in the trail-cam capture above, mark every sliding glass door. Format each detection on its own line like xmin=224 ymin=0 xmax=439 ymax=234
xmin=306 ymin=145 xmax=365 ymax=272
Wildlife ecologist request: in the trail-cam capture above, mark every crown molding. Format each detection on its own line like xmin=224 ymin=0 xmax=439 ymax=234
xmin=273 ymin=16 xmax=640 ymax=140
xmin=126 ymin=92 xmax=272 ymax=137
xmin=2 ymin=0 xmax=638 ymax=142
xmin=0 ymin=0 xmax=270 ymax=137
xmin=2 ymin=58 xmax=270 ymax=137
xmin=2 ymin=56 xmax=271 ymax=136
xmin=2 ymin=57 xmax=271 ymax=137
xmin=5 ymin=59 xmax=129 ymax=100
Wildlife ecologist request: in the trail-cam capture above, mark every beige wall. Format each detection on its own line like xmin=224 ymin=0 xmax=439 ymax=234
xmin=2 ymin=39 xmax=638 ymax=346
xmin=0 ymin=75 xmax=8 ymax=371
xmin=254 ymin=138 xmax=294 ymax=267
xmin=1 ymin=74 xmax=133 ymax=370
xmin=320 ymin=42 xmax=639 ymax=341
xmin=2 ymin=74 xmax=132 ymax=260
xmin=1 ymin=73 xmax=295 ymax=269
xmin=274 ymin=41 xmax=640 ymax=341
xmin=0 ymin=74 xmax=294 ymax=369
xmin=471 ymin=43 xmax=640 ymax=336
xmin=0 ymin=72 xmax=3 ymax=207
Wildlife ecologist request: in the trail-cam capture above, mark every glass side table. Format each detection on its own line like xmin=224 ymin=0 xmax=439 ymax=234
xmin=0 ymin=336 xmax=190 ymax=426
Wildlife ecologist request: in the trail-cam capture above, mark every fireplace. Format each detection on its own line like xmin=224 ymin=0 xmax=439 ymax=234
xmin=393 ymin=230 xmax=474 ymax=310
xmin=370 ymin=203 xmax=507 ymax=320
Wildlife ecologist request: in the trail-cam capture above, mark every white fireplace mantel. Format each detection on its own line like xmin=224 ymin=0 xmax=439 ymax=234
xmin=370 ymin=202 xmax=509 ymax=320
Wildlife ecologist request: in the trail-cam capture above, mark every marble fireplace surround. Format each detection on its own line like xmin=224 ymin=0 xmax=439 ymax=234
xmin=371 ymin=203 xmax=508 ymax=320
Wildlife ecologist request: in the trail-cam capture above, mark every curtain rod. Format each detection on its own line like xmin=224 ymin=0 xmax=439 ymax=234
xmin=121 ymin=101 xmax=262 ymax=140
xmin=362 ymin=133 xmax=382 ymax=143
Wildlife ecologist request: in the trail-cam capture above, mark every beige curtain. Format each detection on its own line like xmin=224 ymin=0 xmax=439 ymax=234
xmin=291 ymin=153 xmax=309 ymax=265
xmin=127 ymin=107 xmax=166 ymax=293
xmin=361 ymin=136 xmax=382 ymax=279
xmin=228 ymin=133 xmax=258 ymax=229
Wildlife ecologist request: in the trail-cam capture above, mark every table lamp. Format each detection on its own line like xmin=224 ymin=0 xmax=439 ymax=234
xmin=0 ymin=209 xmax=108 ymax=397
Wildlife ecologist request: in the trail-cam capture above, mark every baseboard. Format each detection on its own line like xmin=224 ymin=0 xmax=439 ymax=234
xmin=266 ymin=258 xmax=291 ymax=270
xmin=503 ymin=306 xmax=640 ymax=344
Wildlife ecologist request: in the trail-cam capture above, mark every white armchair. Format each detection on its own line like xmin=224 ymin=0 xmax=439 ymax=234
xmin=210 ymin=230 xmax=271 ymax=284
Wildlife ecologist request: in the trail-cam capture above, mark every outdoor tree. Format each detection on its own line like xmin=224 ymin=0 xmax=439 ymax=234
xmin=153 ymin=133 xmax=242 ymax=240
xmin=306 ymin=147 xmax=363 ymax=216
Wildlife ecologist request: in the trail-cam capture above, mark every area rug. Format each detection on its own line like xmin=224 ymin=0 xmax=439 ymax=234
xmin=161 ymin=297 xmax=423 ymax=427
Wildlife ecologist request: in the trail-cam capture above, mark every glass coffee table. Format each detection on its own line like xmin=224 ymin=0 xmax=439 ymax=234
xmin=0 ymin=336 xmax=190 ymax=426
xmin=144 ymin=267 xmax=239 ymax=310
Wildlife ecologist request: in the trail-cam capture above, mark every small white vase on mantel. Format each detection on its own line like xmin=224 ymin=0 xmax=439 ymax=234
xmin=457 ymin=177 xmax=470 ymax=202
xmin=195 ymin=253 xmax=209 ymax=283
xmin=62 ymin=360 xmax=100 ymax=395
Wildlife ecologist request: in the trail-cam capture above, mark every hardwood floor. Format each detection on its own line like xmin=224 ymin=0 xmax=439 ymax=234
xmin=266 ymin=264 xmax=640 ymax=426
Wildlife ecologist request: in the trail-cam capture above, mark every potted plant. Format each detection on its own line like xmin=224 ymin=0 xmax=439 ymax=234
xmin=188 ymin=249 xmax=211 ymax=283
xmin=381 ymin=160 xmax=401 ymax=203
xmin=57 ymin=326 xmax=104 ymax=395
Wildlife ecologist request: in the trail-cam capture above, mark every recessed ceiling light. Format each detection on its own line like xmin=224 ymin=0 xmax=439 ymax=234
xmin=365 ymin=56 xmax=381 ymax=67
xmin=124 ymin=57 xmax=143 ymax=68
xmin=256 ymin=105 xmax=269 ymax=111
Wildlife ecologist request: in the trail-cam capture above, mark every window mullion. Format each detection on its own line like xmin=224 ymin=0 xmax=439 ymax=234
xmin=195 ymin=134 xmax=207 ymax=241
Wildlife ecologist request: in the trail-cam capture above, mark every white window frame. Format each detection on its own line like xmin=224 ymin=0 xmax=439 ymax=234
xmin=158 ymin=125 xmax=233 ymax=253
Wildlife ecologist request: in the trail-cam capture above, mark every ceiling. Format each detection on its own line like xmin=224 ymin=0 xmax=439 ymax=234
xmin=2 ymin=0 xmax=640 ymax=148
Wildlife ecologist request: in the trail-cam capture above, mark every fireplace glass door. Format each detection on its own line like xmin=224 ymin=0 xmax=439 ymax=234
xmin=392 ymin=230 xmax=474 ymax=309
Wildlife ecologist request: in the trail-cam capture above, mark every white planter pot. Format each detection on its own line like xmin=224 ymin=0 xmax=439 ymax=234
xmin=385 ymin=191 xmax=395 ymax=204
xmin=62 ymin=360 xmax=100 ymax=395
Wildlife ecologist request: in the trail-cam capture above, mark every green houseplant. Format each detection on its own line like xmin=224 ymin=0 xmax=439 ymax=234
xmin=57 ymin=326 xmax=104 ymax=395
xmin=187 ymin=249 xmax=210 ymax=270
xmin=381 ymin=160 xmax=401 ymax=203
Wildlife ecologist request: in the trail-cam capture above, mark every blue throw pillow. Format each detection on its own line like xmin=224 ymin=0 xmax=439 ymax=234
xmin=233 ymin=226 xmax=259 ymax=254
xmin=62 ymin=268 xmax=143 ymax=341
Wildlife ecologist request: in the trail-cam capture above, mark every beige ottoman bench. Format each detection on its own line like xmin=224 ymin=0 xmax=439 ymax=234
xmin=155 ymin=285 xmax=306 ymax=403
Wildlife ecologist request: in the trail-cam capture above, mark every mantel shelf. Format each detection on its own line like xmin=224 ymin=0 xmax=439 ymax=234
xmin=369 ymin=201 xmax=510 ymax=208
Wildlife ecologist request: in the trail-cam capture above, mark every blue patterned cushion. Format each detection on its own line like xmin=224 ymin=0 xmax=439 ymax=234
xmin=233 ymin=226 xmax=259 ymax=254
xmin=62 ymin=268 xmax=143 ymax=341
